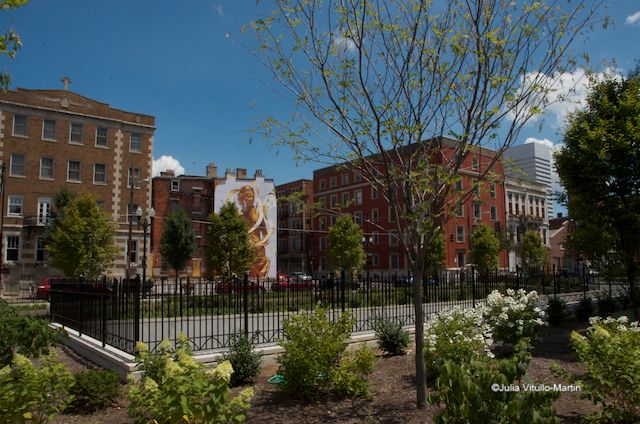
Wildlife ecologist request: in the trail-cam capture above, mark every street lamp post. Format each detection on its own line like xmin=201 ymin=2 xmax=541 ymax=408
xmin=362 ymin=235 xmax=373 ymax=281
xmin=125 ymin=173 xmax=136 ymax=283
xmin=136 ymin=206 xmax=155 ymax=290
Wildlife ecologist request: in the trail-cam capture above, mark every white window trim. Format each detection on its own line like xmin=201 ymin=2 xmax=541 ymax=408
xmin=128 ymin=168 xmax=141 ymax=189
xmin=354 ymin=189 xmax=363 ymax=205
xmin=95 ymin=127 xmax=109 ymax=148
xmin=7 ymin=195 xmax=23 ymax=217
xmin=69 ymin=122 xmax=83 ymax=145
xmin=39 ymin=157 xmax=54 ymax=180
xmin=41 ymin=119 xmax=57 ymax=142
xmin=129 ymin=133 xmax=142 ymax=153
xmin=371 ymin=207 xmax=379 ymax=222
xmin=67 ymin=160 xmax=82 ymax=183
xmin=12 ymin=114 xmax=28 ymax=138
xmin=389 ymin=230 xmax=399 ymax=247
xmin=93 ymin=163 xmax=107 ymax=185
xmin=456 ymin=225 xmax=465 ymax=243
xmin=5 ymin=234 xmax=20 ymax=262
xmin=37 ymin=197 xmax=52 ymax=226
xmin=171 ymin=180 xmax=180 ymax=192
xmin=9 ymin=154 xmax=25 ymax=178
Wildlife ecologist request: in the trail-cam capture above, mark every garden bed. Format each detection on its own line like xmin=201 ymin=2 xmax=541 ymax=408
xmin=48 ymin=319 xmax=602 ymax=424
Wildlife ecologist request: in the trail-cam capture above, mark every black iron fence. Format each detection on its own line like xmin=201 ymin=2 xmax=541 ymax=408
xmin=49 ymin=266 xmax=616 ymax=355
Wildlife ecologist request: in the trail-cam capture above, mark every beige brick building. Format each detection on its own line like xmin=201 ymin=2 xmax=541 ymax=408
xmin=0 ymin=83 xmax=154 ymax=293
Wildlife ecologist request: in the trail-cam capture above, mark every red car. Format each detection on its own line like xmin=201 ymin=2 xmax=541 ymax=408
xmin=272 ymin=273 xmax=315 ymax=291
xmin=35 ymin=277 xmax=62 ymax=300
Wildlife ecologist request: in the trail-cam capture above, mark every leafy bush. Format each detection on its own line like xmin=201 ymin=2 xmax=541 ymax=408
xmin=372 ymin=316 xmax=410 ymax=355
xmin=277 ymin=307 xmax=355 ymax=400
xmin=597 ymin=296 xmax=617 ymax=316
xmin=423 ymin=307 xmax=494 ymax=375
xmin=546 ymin=297 xmax=569 ymax=326
xmin=0 ymin=299 xmax=61 ymax=367
xmin=0 ymin=353 xmax=75 ymax=423
xmin=483 ymin=289 xmax=546 ymax=346
xmin=575 ymin=297 xmax=595 ymax=322
xmin=557 ymin=316 xmax=640 ymax=423
xmin=221 ymin=334 xmax=262 ymax=387
xmin=429 ymin=342 xmax=560 ymax=424
xmin=331 ymin=344 xmax=376 ymax=398
xmin=128 ymin=334 xmax=252 ymax=424
xmin=69 ymin=369 xmax=120 ymax=413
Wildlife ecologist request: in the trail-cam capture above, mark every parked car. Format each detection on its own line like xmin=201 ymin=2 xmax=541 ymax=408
xmin=35 ymin=277 xmax=62 ymax=300
xmin=216 ymin=280 xmax=266 ymax=294
xmin=272 ymin=277 xmax=315 ymax=291
xmin=394 ymin=275 xmax=439 ymax=287
xmin=288 ymin=272 xmax=313 ymax=281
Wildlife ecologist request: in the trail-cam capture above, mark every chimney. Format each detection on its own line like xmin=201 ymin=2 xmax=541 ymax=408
xmin=236 ymin=168 xmax=247 ymax=179
xmin=160 ymin=170 xmax=175 ymax=177
xmin=61 ymin=76 xmax=72 ymax=91
xmin=206 ymin=162 xmax=217 ymax=179
xmin=225 ymin=168 xmax=235 ymax=180
xmin=557 ymin=212 xmax=563 ymax=218
xmin=255 ymin=169 xmax=263 ymax=178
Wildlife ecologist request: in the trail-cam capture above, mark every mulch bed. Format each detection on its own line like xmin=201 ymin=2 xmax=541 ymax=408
xmin=50 ymin=320 xmax=600 ymax=424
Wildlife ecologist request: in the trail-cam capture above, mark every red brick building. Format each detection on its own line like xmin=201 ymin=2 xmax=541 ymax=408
xmin=0 ymin=83 xmax=154 ymax=293
xmin=275 ymin=179 xmax=313 ymax=274
xmin=308 ymin=140 xmax=507 ymax=275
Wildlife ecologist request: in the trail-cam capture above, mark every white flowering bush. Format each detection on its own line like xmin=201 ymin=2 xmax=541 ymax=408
xmin=483 ymin=289 xmax=546 ymax=346
xmin=423 ymin=307 xmax=494 ymax=375
xmin=556 ymin=316 xmax=640 ymax=423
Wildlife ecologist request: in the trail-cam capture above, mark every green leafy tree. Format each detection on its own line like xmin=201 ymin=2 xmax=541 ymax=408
xmin=424 ymin=229 xmax=445 ymax=277
xmin=519 ymin=230 xmax=549 ymax=273
xmin=555 ymin=70 xmax=640 ymax=318
xmin=327 ymin=215 xmax=366 ymax=276
xmin=205 ymin=202 xmax=254 ymax=281
xmin=159 ymin=208 xmax=196 ymax=284
xmin=0 ymin=0 xmax=28 ymax=90
xmin=470 ymin=224 xmax=501 ymax=273
xmin=46 ymin=193 xmax=117 ymax=279
xmin=249 ymin=0 xmax=604 ymax=407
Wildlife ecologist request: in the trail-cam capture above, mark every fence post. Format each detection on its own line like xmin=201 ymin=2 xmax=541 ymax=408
xmin=553 ymin=264 xmax=557 ymax=299
xmin=243 ymin=273 xmax=249 ymax=338
xmin=516 ymin=264 xmax=520 ymax=290
xmin=340 ymin=269 xmax=346 ymax=313
xmin=101 ymin=276 xmax=107 ymax=348
xmin=134 ymin=275 xmax=140 ymax=343
xmin=179 ymin=277 xmax=183 ymax=317
xmin=471 ymin=265 xmax=476 ymax=308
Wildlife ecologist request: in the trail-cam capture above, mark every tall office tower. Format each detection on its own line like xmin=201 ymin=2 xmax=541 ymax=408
xmin=504 ymin=141 xmax=555 ymax=220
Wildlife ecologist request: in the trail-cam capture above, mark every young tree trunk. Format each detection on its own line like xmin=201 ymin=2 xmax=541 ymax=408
xmin=412 ymin=266 xmax=427 ymax=407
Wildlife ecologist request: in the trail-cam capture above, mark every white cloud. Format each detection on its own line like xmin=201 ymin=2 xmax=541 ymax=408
xmin=626 ymin=11 xmax=640 ymax=24
xmin=214 ymin=4 xmax=224 ymax=17
xmin=524 ymin=137 xmax=555 ymax=149
xmin=153 ymin=155 xmax=185 ymax=177
xmin=333 ymin=36 xmax=357 ymax=52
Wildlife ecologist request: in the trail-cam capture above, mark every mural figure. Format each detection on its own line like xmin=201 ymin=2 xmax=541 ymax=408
xmin=225 ymin=184 xmax=275 ymax=278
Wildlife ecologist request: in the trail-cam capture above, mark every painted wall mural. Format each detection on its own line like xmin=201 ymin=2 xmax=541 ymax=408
xmin=214 ymin=177 xmax=277 ymax=279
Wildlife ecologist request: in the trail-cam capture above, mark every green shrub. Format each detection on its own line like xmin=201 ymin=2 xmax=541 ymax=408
xmin=372 ymin=316 xmax=410 ymax=355
xmin=423 ymin=307 xmax=493 ymax=376
xmin=575 ymin=297 xmax=595 ymax=322
xmin=546 ymin=297 xmax=569 ymax=326
xmin=483 ymin=289 xmax=547 ymax=346
xmin=128 ymin=334 xmax=252 ymax=424
xmin=0 ymin=353 xmax=75 ymax=423
xmin=0 ymin=299 xmax=61 ymax=367
xmin=277 ymin=307 xmax=353 ymax=400
xmin=429 ymin=342 xmax=560 ymax=424
xmin=556 ymin=316 xmax=640 ymax=423
xmin=221 ymin=334 xmax=262 ymax=387
xmin=69 ymin=369 xmax=120 ymax=413
xmin=597 ymin=296 xmax=617 ymax=316
xmin=348 ymin=297 xmax=362 ymax=308
xmin=331 ymin=344 xmax=376 ymax=398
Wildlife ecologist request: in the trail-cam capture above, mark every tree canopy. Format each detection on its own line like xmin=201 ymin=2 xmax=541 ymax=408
xmin=470 ymin=224 xmax=500 ymax=273
xmin=519 ymin=230 xmax=549 ymax=272
xmin=0 ymin=0 xmax=27 ymax=89
xmin=159 ymin=208 xmax=196 ymax=280
xmin=327 ymin=215 xmax=366 ymax=275
xmin=555 ymin=70 xmax=640 ymax=315
xmin=46 ymin=192 xmax=117 ymax=279
xmin=205 ymin=202 xmax=254 ymax=281
xmin=250 ymin=0 xmax=604 ymax=407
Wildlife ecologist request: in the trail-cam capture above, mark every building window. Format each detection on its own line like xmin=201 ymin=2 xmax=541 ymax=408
xmin=96 ymin=127 xmax=108 ymax=147
xmin=8 ymin=195 xmax=23 ymax=216
xmin=490 ymin=205 xmax=497 ymax=221
xmin=319 ymin=237 xmax=326 ymax=251
xmin=127 ymin=240 xmax=138 ymax=264
xmin=341 ymin=174 xmax=349 ymax=185
xmin=389 ymin=230 xmax=399 ymax=246
xmin=96 ymin=200 xmax=106 ymax=210
xmin=12 ymin=114 xmax=27 ymax=137
xmin=319 ymin=197 xmax=326 ymax=209
xmin=354 ymin=189 xmax=362 ymax=205
xmin=455 ymin=201 xmax=463 ymax=217
xmin=130 ymin=133 xmax=142 ymax=152
xmin=371 ymin=187 xmax=378 ymax=199
xmin=472 ymin=157 xmax=479 ymax=170
xmin=330 ymin=215 xmax=336 ymax=226
xmin=127 ymin=203 xmax=139 ymax=224
xmin=489 ymin=183 xmax=496 ymax=198
xmin=319 ymin=179 xmax=326 ymax=190
xmin=42 ymin=119 xmax=56 ymax=141
xmin=472 ymin=179 xmax=479 ymax=196
xmin=456 ymin=250 xmax=466 ymax=267
xmin=542 ymin=229 xmax=547 ymax=245
xmin=354 ymin=211 xmax=362 ymax=225
xmin=128 ymin=167 xmax=141 ymax=188
xmin=372 ymin=232 xmax=379 ymax=244
xmin=371 ymin=208 xmax=379 ymax=222
xmin=330 ymin=194 xmax=338 ymax=208
xmin=330 ymin=175 xmax=337 ymax=188
xmin=36 ymin=237 xmax=47 ymax=262
xmin=70 ymin=122 xmax=83 ymax=144
xmin=473 ymin=202 xmax=481 ymax=220
xmin=6 ymin=236 xmax=20 ymax=261
xmin=40 ymin=157 xmax=54 ymax=180
xmin=341 ymin=192 xmax=350 ymax=205
xmin=372 ymin=254 xmax=379 ymax=266
xmin=67 ymin=160 xmax=81 ymax=182
xmin=390 ymin=253 xmax=399 ymax=269
xmin=37 ymin=197 xmax=51 ymax=225
xmin=10 ymin=154 xmax=25 ymax=177
xmin=456 ymin=225 xmax=465 ymax=243
xmin=388 ymin=206 xmax=395 ymax=223
xmin=354 ymin=171 xmax=362 ymax=182
xmin=171 ymin=180 xmax=180 ymax=192
xmin=319 ymin=216 xmax=326 ymax=230
xmin=93 ymin=163 xmax=107 ymax=184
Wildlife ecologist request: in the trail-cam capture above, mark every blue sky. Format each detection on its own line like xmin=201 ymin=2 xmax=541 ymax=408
xmin=3 ymin=1 xmax=639 ymax=186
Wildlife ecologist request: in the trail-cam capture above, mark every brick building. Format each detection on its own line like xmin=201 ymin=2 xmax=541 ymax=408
xmin=0 ymin=82 xmax=154 ymax=293
xmin=275 ymin=179 xmax=313 ymax=274
xmin=308 ymin=140 xmax=508 ymax=276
